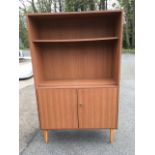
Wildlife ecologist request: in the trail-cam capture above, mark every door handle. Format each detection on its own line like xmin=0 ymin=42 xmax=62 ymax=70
xmin=79 ymin=103 xmax=83 ymax=107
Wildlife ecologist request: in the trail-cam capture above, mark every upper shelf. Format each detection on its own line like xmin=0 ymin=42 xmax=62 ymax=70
xmin=33 ymin=37 xmax=118 ymax=43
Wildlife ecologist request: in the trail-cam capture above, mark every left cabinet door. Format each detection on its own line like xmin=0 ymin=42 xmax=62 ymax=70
xmin=37 ymin=88 xmax=78 ymax=129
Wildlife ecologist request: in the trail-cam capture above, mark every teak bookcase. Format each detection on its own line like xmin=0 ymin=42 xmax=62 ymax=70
xmin=27 ymin=10 xmax=123 ymax=144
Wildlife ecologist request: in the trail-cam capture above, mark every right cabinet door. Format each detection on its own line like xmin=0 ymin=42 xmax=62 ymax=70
xmin=78 ymin=88 xmax=118 ymax=128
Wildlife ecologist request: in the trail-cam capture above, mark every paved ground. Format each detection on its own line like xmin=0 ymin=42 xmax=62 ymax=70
xmin=19 ymin=53 xmax=135 ymax=155
xmin=19 ymin=78 xmax=34 ymax=89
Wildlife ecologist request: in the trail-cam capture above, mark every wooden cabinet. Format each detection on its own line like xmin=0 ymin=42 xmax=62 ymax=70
xmin=27 ymin=10 xmax=123 ymax=144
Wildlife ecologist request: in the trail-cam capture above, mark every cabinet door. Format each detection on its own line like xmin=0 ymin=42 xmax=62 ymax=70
xmin=37 ymin=88 xmax=78 ymax=129
xmin=78 ymin=88 xmax=118 ymax=128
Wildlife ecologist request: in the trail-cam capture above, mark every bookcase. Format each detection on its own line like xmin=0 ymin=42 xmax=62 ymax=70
xmin=27 ymin=10 xmax=123 ymax=144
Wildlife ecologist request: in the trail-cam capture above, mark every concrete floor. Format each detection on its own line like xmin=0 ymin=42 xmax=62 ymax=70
xmin=19 ymin=53 xmax=135 ymax=155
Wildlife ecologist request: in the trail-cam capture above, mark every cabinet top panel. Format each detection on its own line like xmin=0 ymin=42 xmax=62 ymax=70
xmin=27 ymin=10 xmax=122 ymax=18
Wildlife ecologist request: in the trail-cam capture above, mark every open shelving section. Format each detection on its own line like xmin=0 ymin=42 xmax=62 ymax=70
xmin=27 ymin=10 xmax=122 ymax=88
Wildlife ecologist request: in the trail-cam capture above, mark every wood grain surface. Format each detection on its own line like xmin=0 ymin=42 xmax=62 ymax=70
xmin=36 ymin=41 xmax=115 ymax=81
xmin=78 ymin=88 xmax=118 ymax=128
xmin=37 ymin=88 xmax=78 ymax=129
xmin=28 ymin=11 xmax=121 ymax=40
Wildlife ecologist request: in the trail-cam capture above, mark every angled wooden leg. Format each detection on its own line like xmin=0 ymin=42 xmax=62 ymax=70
xmin=110 ymin=129 xmax=115 ymax=144
xmin=42 ymin=130 xmax=48 ymax=144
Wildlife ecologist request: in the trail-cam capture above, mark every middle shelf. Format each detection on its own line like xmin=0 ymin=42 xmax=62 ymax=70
xmin=33 ymin=37 xmax=118 ymax=43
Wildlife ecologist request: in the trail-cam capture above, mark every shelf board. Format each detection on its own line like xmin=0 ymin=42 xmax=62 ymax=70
xmin=33 ymin=37 xmax=118 ymax=43
xmin=37 ymin=78 xmax=117 ymax=88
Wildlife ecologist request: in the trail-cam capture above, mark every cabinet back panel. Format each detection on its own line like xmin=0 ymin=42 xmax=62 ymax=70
xmin=36 ymin=41 xmax=115 ymax=80
xmin=31 ymin=15 xmax=118 ymax=40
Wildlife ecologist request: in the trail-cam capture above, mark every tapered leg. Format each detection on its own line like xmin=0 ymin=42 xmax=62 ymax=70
xmin=42 ymin=130 xmax=48 ymax=144
xmin=110 ymin=129 xmax=115 ymax=144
